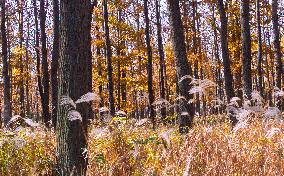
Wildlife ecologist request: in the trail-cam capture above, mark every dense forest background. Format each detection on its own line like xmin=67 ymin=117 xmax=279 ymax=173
xmin=0 ymin=0 xmax=284 ymax=175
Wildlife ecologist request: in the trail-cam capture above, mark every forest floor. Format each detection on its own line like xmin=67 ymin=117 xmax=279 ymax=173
xmin=0 ymin=115 xmax=284 ymax=175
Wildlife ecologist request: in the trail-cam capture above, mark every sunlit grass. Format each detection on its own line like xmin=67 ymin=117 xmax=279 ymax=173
xmin=1 ymin=115 xmax=284 ymax=175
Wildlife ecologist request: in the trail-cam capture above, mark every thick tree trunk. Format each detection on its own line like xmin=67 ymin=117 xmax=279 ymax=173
xmin=103 ymin=0 xmax=115 ymax=116
xmin=240 ymin=0 xmax=252 ymax=100
xmin=1 ymin=0 xmax=12 ymax=125
xmin=51 ymin=0 xmax=60 ymax=127
xmin=155 ymin=0 xmax=166 ymax=121
xmin=144 ymin=0 xmax=155 ymax=127
xmin=40 ymin=0 xmax=50 ymax=125
xmin=56 ymin=0 xmax=93 ymax=175
xmin=167 ymin=0 xmax=194 ymax=133
xmin=217 ymin=0 xmax=237 ymax=125
xmin=272 ymin=0 xmax=282 ymax=93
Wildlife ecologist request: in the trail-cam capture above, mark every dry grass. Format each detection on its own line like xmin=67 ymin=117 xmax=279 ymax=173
xmin=1 ymin=115 xmax=284 ymax=175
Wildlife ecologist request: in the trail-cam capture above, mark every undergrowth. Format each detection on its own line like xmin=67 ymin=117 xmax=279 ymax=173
xmin=1 ymin=115 xmax=284 ymax=175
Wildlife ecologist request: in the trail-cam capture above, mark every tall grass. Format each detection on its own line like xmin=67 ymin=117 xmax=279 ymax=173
xmin=1 ymin=115 xmax=284 ymax=175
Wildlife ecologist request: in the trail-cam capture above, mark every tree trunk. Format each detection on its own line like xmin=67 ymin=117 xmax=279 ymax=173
xmin=51 ymin=0 xmax=60 ymax=127
xmin=192 ymin=0 xmax=200 ymax=115
xmin=103 ymin=0 xmax=115 ymax=116
xmin=18 ymin=0 xmax=25 ymax=118
xmin=1 ymin=0 xmax=12 ymax=125
xmin=217 ymin=0 xmax=237 ymax=125
xmin=256 ymin=0 xmax=263 ymax=97
xmin=240 ymin=0 xmax=252 ymax=100
xmin=144 ymin=0 xmax=155 ymax=127
xmin=272 ymin=0 xmax=282 ymax=94
xmin=25 ymin=19 xmax=31 ymax=117
xmin=167 ymin=0 xmax=194 ymax=133
xmin=56 ymin=0 xmax=93 ymax=174
xmin=155 ymin=0 xmax=166 ymax=121
xmin=40 ymin=0 xmax=50 ymax=125
xmin=33 ymin=0 xmax=43 ymax=121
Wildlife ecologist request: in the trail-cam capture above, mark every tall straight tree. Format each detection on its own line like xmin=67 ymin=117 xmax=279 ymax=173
xmin=217 ymin=0 xmax=237 ymax=126
xmin=18 ymin=0 xmax=25 ymax=117
xmin=1 ymin=0 xmax=12 ymax=125
xmin=144 ymin=0 xmax=155 ymax=126
xmin=56 ymin=0 xmax=93 ymax=174
xmin=240 ymin=0 xmax=252 ymax=100
xmin=272 ymin=0 xmax=282 ymax=92
xmin=256 ymin=0 xmax=263 ymax=96
xmin=103 ymin=0 xmax=115 ymax=116
xmin=167 ymin=0 xmax=194 ymax=133
xmin=155 ymin=0 xmax=166 ymax=121
xmin=51 ymin=0 xmax=60 ymax=127
xmin=33 ymin=0 xmax=43 ymax=120
xmin=39 ymin=0 xmax=50 ymax=125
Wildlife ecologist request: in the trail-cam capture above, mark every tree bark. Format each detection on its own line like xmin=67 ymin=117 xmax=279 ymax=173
xmin=167 ymin=0 xmax=194 ymax=133
xmin=18 ymin=0 xmax=25 ymax=118
xmin=33 ymin=0 xmax=43 ymax=121
xmin=217 ymin=0 xmax=237 ymax=125
xmin=144 ymin=0 xmax=155 ymax=127
xmin=155 ymin=0 xmax=166 ymax=121
xmin=1 ymin=0 xmax=12 ymax=125
xmin=56 ymin=0 xmax=93 ymax=174
xmin=240 ymin=0 xmax=252 ymax=100
xmin=256 ymin=0 xmax=263 ymax=96
xmin=51 ymin=0 xmax=60 ymax=127
xmin=272 ymin=0 xmax=282 ymax=92
xmin=40 ymin=0 xmax=50 ymax=125
xmin=103 ymin=0 xmax=115 ymax=116
xmin=25 ymin=18 xmax=31 ymax=117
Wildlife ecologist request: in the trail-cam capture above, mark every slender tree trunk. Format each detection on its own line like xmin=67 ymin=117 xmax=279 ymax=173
xmin=51 ymin=0 xmax=60 ymax=127
xmin=103 ymin=0 xmax=115 ymax=116
xmin=212 ymin=5 xmax=223 ymax=102
xmin=56 ymin=0 xmax=93 ymax=174
xmin=33 ymin=0 xmax=43 ymax=121
xmin=25 ymin=19 xmax=31 ymax=116
xmin=167 ymin=0 xmax=194 ymax=133
xmin=119 ymin=11 xmax=127 ymax=110
xmin=256 ymin=0 xmax=263 ymax=96
xmin=272 ymin=0 xmax=282 ymax=93
xmin=1 ymin=0 xmax=12 ymax=125
xmin=18 ymin=0 xmax=25 ymax=117
xmin=217 ymin=0 xmax=238 ymax=126
xmin=155 ymin=0 xmax=166 ymax=121
xmin=240 ymin=0 xmax=253 ymax=100
xmin=144 ymin=0 xmax=155 ymax=127
xmin=40 ymin=0 xmax=50 ymax=125
xmin=192 ymin=0 xmax=200 ymax=115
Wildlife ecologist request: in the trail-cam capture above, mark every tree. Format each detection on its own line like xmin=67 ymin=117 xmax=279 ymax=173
xmin=167 ymin=0 xmax=194 ymax=133
xmin=1 ymin=0 xmax=12 ymax=125
xmin=155 ymin=0 xmax=167 ymax=121
xmin=56 ymin=0 xmax=93 ymax=174
xmin=33 ymin=0 xmax=42 ymax=120
xmin=39 ymin=0 xmax=50 ymax=125
xmin=18 ymin=0 xmax=25 ymax=118
xmin=51 ymin=0 xmax=60 ymax=127
xmin=240 ymin=0 xmax=252 ymax=100
xmin=144 ymin=0 xmax=155 ymax=126
xmin=256 ymin=0 xmax=263 ymax=96
xmin=217 ymin=0 xmax=237 ymax=125
xmin=272 ymin=0 xmax=282 ymax=94
xmin=103 ymin=0 xmax=115 ymax=116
